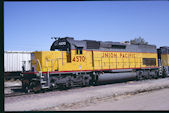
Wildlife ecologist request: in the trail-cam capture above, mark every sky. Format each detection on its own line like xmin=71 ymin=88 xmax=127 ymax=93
xmin=4 ymin=1 xmax=169 ymax=51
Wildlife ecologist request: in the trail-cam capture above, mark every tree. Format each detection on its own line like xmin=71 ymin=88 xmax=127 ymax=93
xmin=130 ymin=37 xmax=148 ymax=45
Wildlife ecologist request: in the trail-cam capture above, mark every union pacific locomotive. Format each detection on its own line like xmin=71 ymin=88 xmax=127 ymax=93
xmin=21 ymin=37 xmax=169 ymax=93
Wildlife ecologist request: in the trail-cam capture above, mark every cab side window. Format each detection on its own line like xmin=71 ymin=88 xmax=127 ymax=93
xmin=76 ymin=47 xmax=83 ymax=54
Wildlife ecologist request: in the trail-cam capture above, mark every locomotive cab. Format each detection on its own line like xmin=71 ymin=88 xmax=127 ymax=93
xmin=28 ymin=37 xmax=88 ymax=73
xmin=50 ymin=37 xmax=72 ymax=63
xmin=157 ymin=46 xmax=169 ymax=76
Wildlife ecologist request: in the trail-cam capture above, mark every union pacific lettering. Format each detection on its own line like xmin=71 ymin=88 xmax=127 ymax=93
xmin=102 ymin=52 xmax=117 ymax=58
xmin=102 ymin=52 xmax=136 ymax=58
xmin=120 ymin=53 xmax=136 ymax=58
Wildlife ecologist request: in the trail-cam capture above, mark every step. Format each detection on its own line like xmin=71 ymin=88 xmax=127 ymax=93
xmin=40 ymin=76 xmax=45 ymax=78
xmin=41 ymin=85 xmax=49 ymax=89
xmin=41 ymin=81 xmax=47 ymax=84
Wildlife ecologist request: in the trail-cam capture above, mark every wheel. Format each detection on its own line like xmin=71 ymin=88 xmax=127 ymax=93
xmin=24 ymin=86 xmax=30 ymax=93
xmin=29 ymin=81 xmax=41 ymax=93
xmin=153 ymin=70 xmax=159 ymax=79
xmin=146 ymin=70 xmax=151 ymax=79
xmin=22 ymin=82 xmax=30 ymax=93
xmin=58 ymin=84 xmax=67 ymax=90
xmin=33 ymin=85 xmax=41 ymax=93
xmin=89 ymin=79 xmax=98 ymax=86
xmin=68 ymin=80 xmax=73 ymax=88
xmin=148 ymin=73 xmax=152 ymax=79
xmin=40 ymin=89 xmax=45 ymax=93
xmin=136 ymin=71 xmax=144 ymax=80
xmin=85 ymin=80 xmax=90 ymax=87
xmin=162 ymin=67 xmax=168 ymax=78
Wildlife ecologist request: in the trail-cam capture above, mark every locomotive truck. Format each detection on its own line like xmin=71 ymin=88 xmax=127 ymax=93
xmin=21 ymin=37 xmax=169 ymax=93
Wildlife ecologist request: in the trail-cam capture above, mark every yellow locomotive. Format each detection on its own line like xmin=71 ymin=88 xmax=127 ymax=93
xmin=21 ymin=37 xmax=167 ymax=92
xmin=158 ymin=46 xmax=169 ymax=76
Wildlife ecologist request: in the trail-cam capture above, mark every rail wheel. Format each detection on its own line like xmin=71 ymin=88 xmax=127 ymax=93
xmin=58 ymin=84 xmax=68 ymax=90
xmin=24 ymin=80 xmax=41 ymax=93
xmin=146 ymin=70 xmax=151 ymax=79
xmin=67 ymin=80 xmax=73 ymax=88
xmin=24 ymin=85 xmax=31 ymax=93
xmin=136 ymin=71 xmax=144 ymax=80
xmin=22 ymin=80 xmax=31 ymax=93
xmin=86 ymin=73 xmax=99 ymax=86
xmin=162 ymin=67 xmax=168 ymax=78
xmin=153 ymin=70 xmax=159 ymax=79
xmin=149 ymin=70 xmax=153 ymax=79
xmin=81 ymin=76 xmax=90 ymax=87
xmin=32 ymin=81 xmax=41 ymax=93
xmin=92 ymin=74 xmax=99 ymax=86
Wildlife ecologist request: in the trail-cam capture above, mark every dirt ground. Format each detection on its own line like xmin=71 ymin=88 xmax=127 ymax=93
xmin=4 ymin=79 xmax=22 ymax=87
xmin=69 ymin=88 xmax=169 ymax=111
xmin=5 ymin=78 xmax=169 ymax=111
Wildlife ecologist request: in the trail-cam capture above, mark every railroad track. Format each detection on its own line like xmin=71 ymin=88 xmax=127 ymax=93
xmin=4 ymin=80 xmax=135 ymax=98
xmin=5 ymin=85 xmax=34 ymax=97
xmin=5 ymin=92 xmax=33 ymax=97
xmin=5 ymin=77 xmax=168 ymax=98
xmin=5 ymin=85 xmax=22 ymax=89
xmin=5 ymin=86 xmax=63 ymax=98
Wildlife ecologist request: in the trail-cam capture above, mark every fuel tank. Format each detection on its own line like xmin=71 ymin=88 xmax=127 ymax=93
xmin=97 ymin=72 xmax=137 ymax=85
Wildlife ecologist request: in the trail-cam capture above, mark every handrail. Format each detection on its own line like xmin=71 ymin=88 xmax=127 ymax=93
xmin=46 ymin=60 xmax=49 ymax=72
xmin=46 ymin=60 xmax=50 ymax=87
xmin=93 ymin=56 xmax=143 ymax=69
xmin=36 ymin=59 xmax=42 ymax=72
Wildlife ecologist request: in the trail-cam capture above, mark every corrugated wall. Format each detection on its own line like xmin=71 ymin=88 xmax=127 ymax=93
xmin=4 ymin=51 xmax=32 ymax=72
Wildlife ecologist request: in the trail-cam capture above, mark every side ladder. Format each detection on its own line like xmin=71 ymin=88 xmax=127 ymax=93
xmin=36 ymin=59 xmax=50 ymax=89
